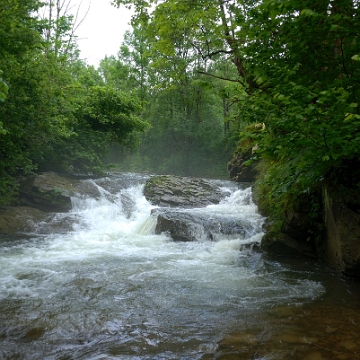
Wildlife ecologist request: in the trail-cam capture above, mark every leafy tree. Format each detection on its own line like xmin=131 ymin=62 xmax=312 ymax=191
xmin=233 ymin=0 xmax=360 ymax=214
xmin=0 ymin=0 xmax=147 ymax=204
xmin=114 ymin=0 xmax=360 ymax=229
xmin=40 ymin=85 xmax=147 ymax=174
xmin=110 ymin=0 xmax=240 ymax=176
xmin=0 ymin=0 xmax=46 ymax=202
xmin=38 ymin=0 xmax=88 ymax=61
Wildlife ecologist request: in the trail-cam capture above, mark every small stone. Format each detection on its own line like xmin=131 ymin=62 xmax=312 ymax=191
xmin=221 ymin=332 xmax=259 ymax=346
xmin=272 ymin=333 xmax=317 ymax=344
xmin=305 ymin=352 xmax=323 ymax=360
xmin=325 ymin=326 xmax=337 ymax=333
xmin=339 ymin=340 xmax=358 ymax=350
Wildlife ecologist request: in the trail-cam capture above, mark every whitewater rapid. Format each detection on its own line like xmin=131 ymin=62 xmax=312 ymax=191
xmin=0 ymin=173 xmax=325 ymax=359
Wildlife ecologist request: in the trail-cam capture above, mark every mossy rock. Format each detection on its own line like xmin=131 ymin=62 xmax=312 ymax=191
xmin=18 ymin=172 xmax=77 ymax=212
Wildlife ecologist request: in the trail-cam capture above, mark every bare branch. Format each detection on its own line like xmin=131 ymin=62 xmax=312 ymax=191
xmin=197 ymin=70 xmax=245 ymax=86
xmin=191 ymin=42 xmax=233 ymax=60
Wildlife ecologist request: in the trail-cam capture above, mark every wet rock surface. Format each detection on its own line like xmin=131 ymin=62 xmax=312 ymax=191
xmin=320 ymin=185 xmax=360 ymax=277
xmin=261 ymin=184 xmax=360 ymax=277
xmin=0 ymin=206 xmax=48 ymax=234
xmin=0 ymin=172 xmax=85 ymax=234
xmin=144 ymin=175 xmax=224 ymax=208
xmin=17 ymin=172 xmax=78 ymax=212
xmin=260 ymin=192 xmax=321 ymax=259
xmin=153 ymin=208 xmax=246 ymax=242
xmin=228 ymin=150 xmax=257 ymax=182
xmin=145 ymin=175 xmax=248 ymax=242
xmin=261 ymin=229 xmax=316 ymax=258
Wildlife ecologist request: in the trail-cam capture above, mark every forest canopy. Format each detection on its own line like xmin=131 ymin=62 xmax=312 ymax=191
xmin=1 ymin=0 xmax=359 ymax=213
xmin=0 ymin=0 xmax=147 ymax=203
xmin=113 ymin=0 xmax=360 ymax=212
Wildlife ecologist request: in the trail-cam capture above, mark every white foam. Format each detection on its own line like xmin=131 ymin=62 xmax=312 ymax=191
xmin=0 ymin=174 xmax=324 ymax=307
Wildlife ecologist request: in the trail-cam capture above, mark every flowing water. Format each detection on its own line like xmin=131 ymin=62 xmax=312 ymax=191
xmin=0 ymin=173 xmax=359 ymax=360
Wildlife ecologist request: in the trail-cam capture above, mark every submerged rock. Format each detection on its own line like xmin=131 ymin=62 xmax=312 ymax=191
xmin=144 ymin=175 xmax=223 ymax=208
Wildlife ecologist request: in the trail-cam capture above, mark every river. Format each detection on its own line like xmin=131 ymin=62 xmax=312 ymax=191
xmin=0 ymin=173 xmax=359 ymax=359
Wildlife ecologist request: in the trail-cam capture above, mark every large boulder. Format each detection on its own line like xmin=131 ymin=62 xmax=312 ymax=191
xmin=145 ymin=175 xmax=248 ymax=242
xmin=260 ymin=182 xmax=360 ymax=277
xmin=228 ymin=150 xmax=257 ymax=182
xmin=0 ymin=172 xmax=108 ymax=235
xmin=153 ymin=208 xmax=246 ymax=242
xmin=17 ymin=172 xmax=77 ymax=212
xmin=261 ymin=226 xmax=316 ymax=258
xmin=0 ymin=206 xmax=48 ymax=234
xmin=0 ymin=172 xmax=84 ymax=234
xmin=144 ymin=175 xmax=224 ymax=208
xmin=318 ymin=185 xmax=360 ymax=277
xmin=261 ymin=194 xmax=319 ymax=258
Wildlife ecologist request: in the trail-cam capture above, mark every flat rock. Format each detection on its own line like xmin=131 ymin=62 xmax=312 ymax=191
xmin=144 ymin=175 xmax=223 ymax=208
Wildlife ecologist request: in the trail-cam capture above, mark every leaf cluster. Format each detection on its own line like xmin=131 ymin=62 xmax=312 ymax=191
xmin=0 ymin=1 xmax=147 ymax=203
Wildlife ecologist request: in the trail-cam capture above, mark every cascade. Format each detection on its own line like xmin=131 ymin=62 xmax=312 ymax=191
xmin=1 ymin=173 xmax=357 ymax=359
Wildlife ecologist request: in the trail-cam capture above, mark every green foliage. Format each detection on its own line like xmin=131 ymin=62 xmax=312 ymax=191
xmin=81 ymin=86 xmax=146 ymax=141
xmin=38 ymin=85 xmax=147 ymax=174
xmin=117 ymin=0 xmax=360 ymax=226
xmin=0 ymin=72 xmax=8 ymax=104
xmin=0 ymin=0 xmax=44 ymax=202
xmin=105 ymin=3 xmax=240 ymax=177
xmin=2 ymin=0 xmax=358 ymax=216
xmin=253 ymin=1 xmax=359 ymax=197
xmin=0 ymin=0 xmax=147 ymax=204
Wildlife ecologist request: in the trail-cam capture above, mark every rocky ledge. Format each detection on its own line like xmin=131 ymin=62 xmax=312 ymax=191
xmin=2 ymin=172 xmax=252 ymax=251
xmin=143 ymin=175 xmax=248 ymax=242
xmin=0 ymin=172 xmax=101 ymax=234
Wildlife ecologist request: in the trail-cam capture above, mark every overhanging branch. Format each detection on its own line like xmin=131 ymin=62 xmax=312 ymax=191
xmin=191 ymin=42 xmax=233 ymax=60
xmin=197 ymin=70 xmax=245 ymax=86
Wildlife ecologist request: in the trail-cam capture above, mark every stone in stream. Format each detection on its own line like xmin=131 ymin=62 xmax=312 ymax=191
xmin=144 ymin=174 xmax=224 ymax=208
xmin=0 ymin=206 xmax=48 ymax=234
xmin=152 ymin=209 xmax=247 ymax=242
xmin=144 ymin=175 xmax=248 ymax=242
xmin=0 ymin=172 xmax=128 ymax=235
xmin=17 ymin=172 xmax=76 ymax=212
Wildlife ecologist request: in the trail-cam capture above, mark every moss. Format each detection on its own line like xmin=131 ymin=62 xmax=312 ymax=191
xmin=252 ymin=159 xmax=284 ymax=220
xmin=236 ymin=122 xmax=266 ymax=154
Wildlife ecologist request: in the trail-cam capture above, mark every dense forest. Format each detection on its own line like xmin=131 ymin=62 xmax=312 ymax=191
xmin=1 ymin=0 xmax=360 ymax=236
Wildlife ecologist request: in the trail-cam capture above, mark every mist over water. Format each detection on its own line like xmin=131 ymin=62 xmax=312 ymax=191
xmin=0 ymin=173 xmax=331 ymax=359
